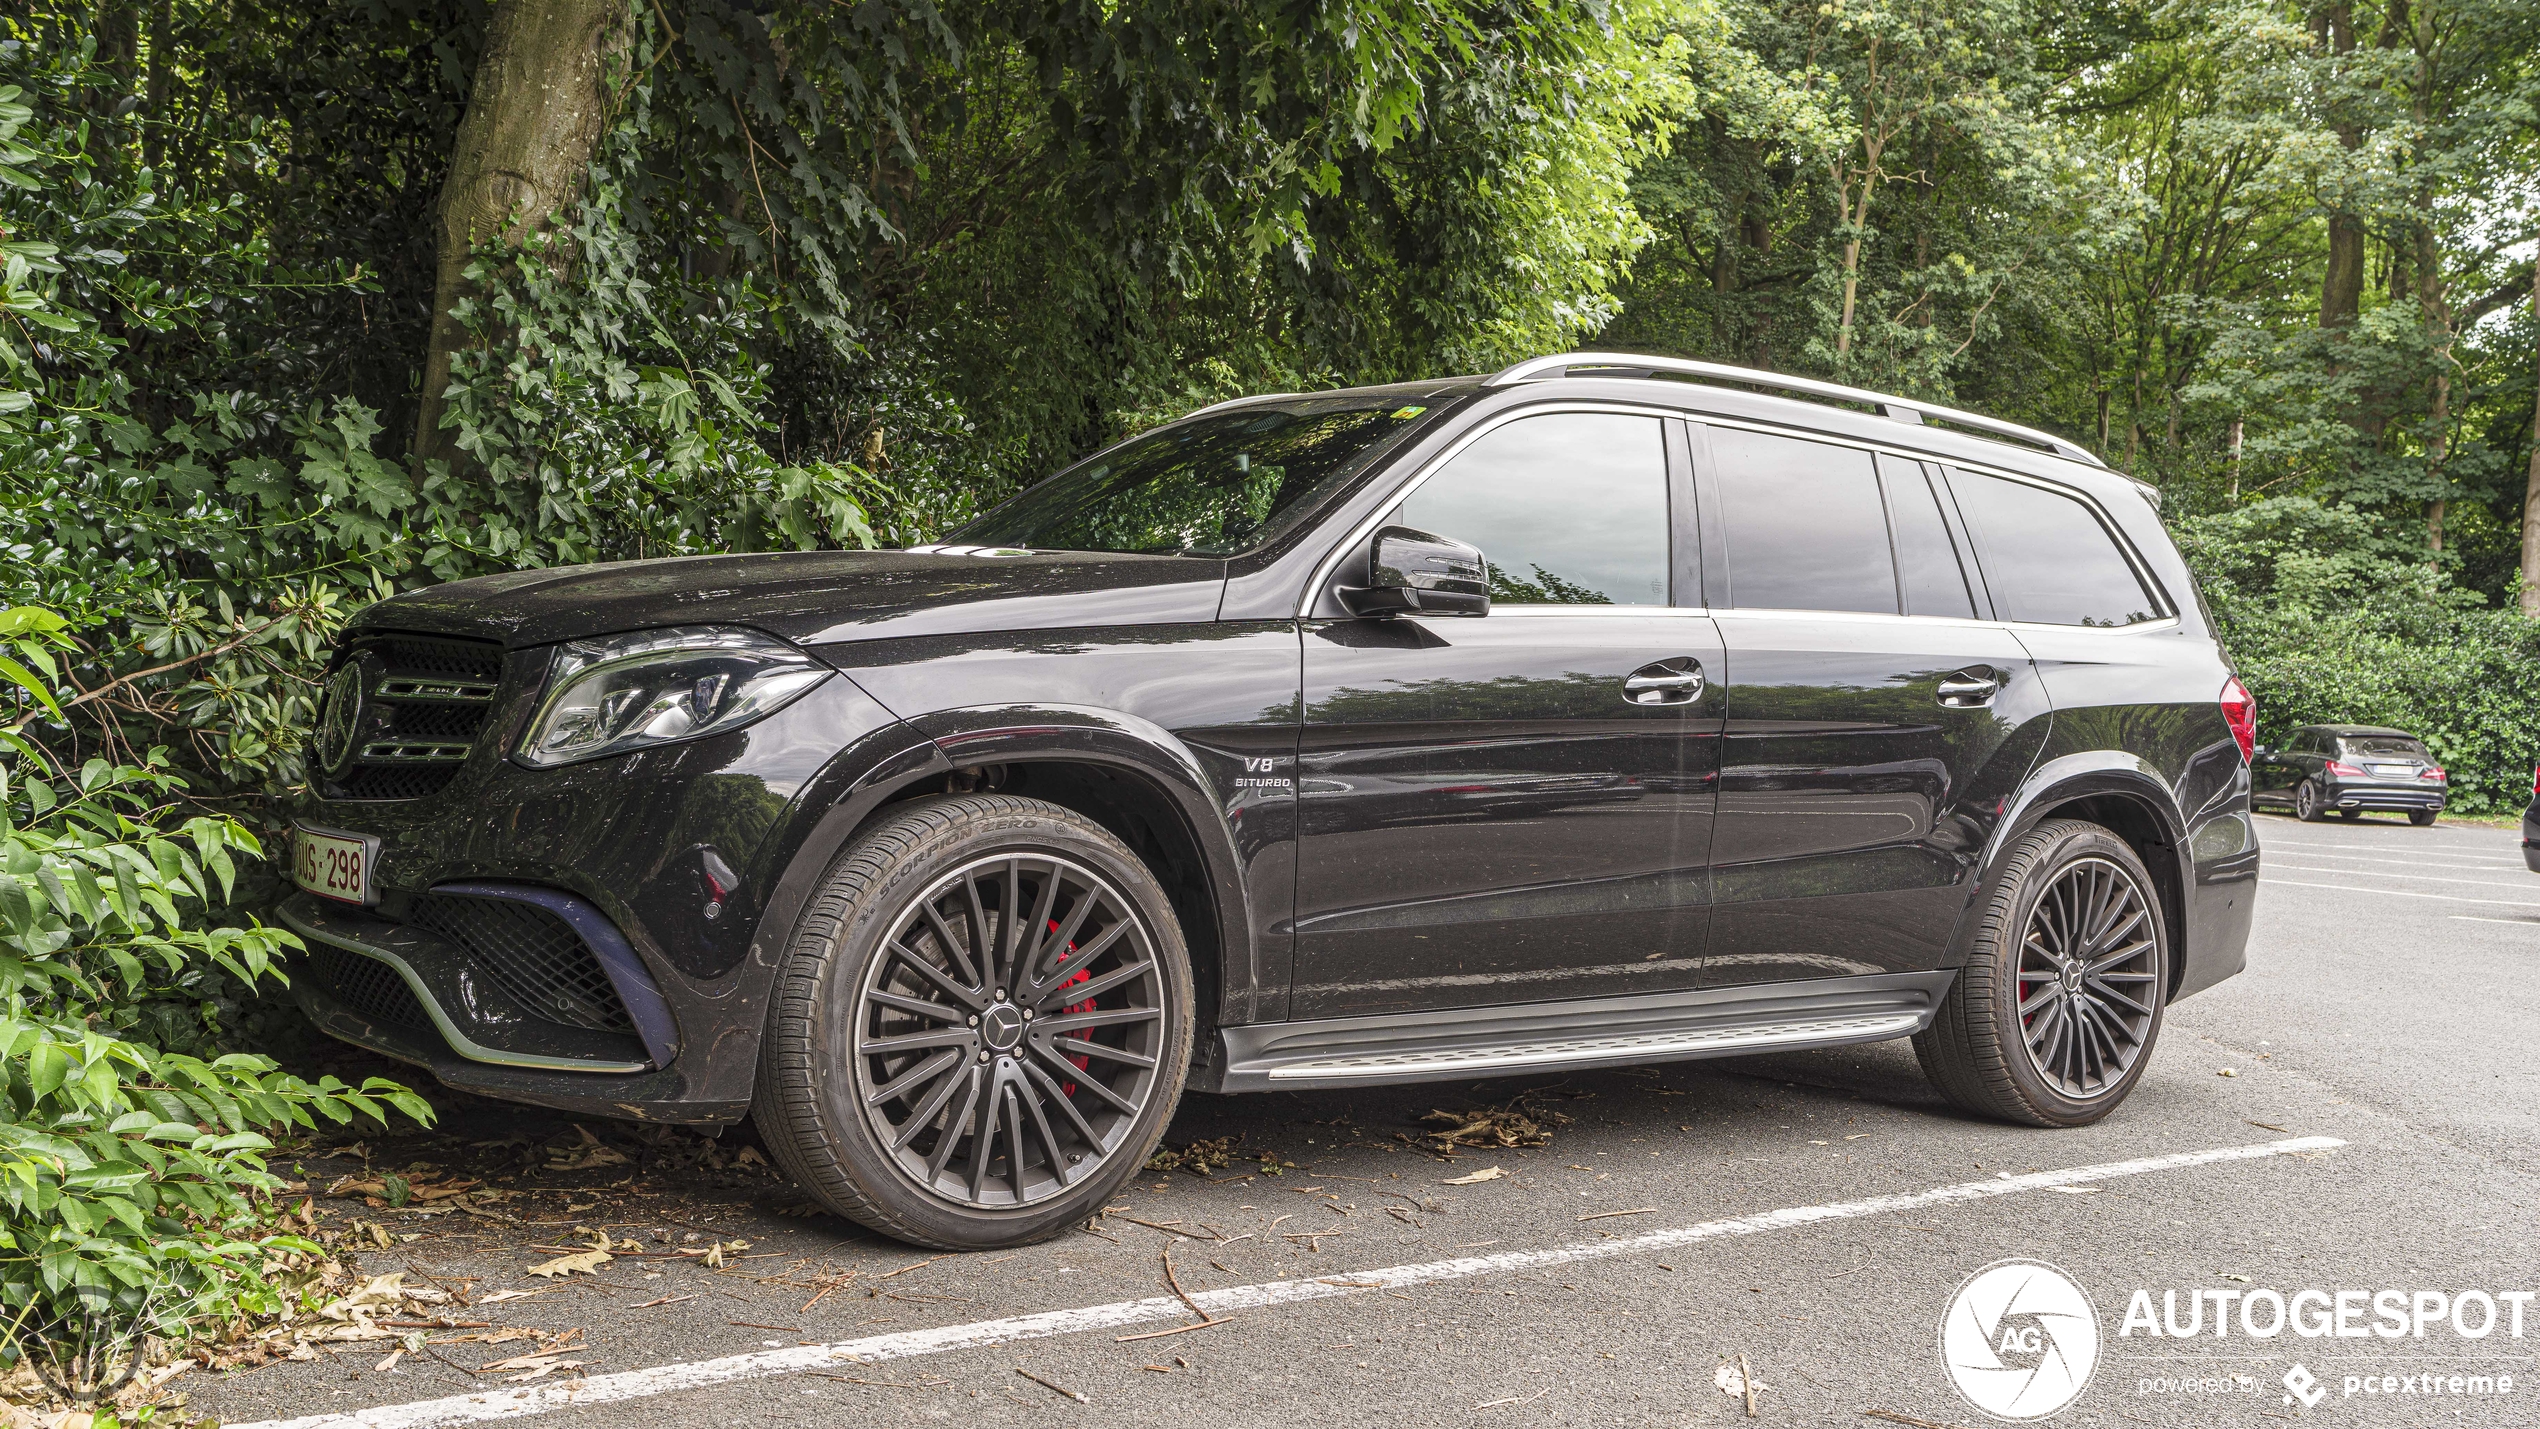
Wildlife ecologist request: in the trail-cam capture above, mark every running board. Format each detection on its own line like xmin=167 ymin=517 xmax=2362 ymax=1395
xmin=1210 ymin=972 xmax=1954 ymax=1093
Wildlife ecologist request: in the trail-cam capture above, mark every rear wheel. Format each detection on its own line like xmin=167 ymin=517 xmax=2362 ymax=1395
xmin=2409 ymin=809 xmax=2438 ymax=827
xmin=754 ymin=795 xmax=1193 ymax=1249
xmin=2338 ymin=808 xmax=2362 ymax=821
xmin=1915 ymin=819 xmax=2168 ymax=1127
xmin=2293 ymin=780 xmax=2325 ymax=822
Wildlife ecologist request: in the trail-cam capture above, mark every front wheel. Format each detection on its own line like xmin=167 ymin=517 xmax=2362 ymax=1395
xmin=754 ymin=795 xmax=1193 ymax=1249
xmin=2293 ymin=780 xmax=2325 ymax=821
xmin=1915 ymin=819 xmax=2168 ymax=1127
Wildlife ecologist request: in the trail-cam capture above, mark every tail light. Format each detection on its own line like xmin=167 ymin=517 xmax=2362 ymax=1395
xmin=2218 ymin=677 xmax=2256 ymax=763
xmin=2421 ymin=766 xmax=2446 ymax=782
xmin=2323 ymin=759 xmax=2364 ymax=778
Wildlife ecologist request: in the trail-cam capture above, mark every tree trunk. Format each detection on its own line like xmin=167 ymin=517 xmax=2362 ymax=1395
xmin=411 ymin=0 xmax=631 ymax=471
xmin=2317 ymin=2 xmax=2363 ymax=328
xmin=2520 ymin=263 xmax=2540 ymax=615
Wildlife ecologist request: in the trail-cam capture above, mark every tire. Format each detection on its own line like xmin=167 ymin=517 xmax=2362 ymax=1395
xmin=753 ymin=795 xmax=1194 ymax=1249
xmin=2338 ymin=808 xmax=2362 ymax=821
xmin=1914 ymin=819 xmax=2168 ymax=1128
xmin=2293 ymin=780 xmax=2325 ymax=821
xmin=2409 ymin=809 xmax=2437 ymax=827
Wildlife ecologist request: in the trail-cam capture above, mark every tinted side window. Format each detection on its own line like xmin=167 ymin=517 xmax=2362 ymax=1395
xmin=1949 ymin=470 xmax=2160 ymax=626
xmin=1882 ymin=456 xmax=1976 ymax=619
xmin=1398 ymin=412 xmax=1669 ymax=605
xmin=1710 ymin=427 xmax=1896 ymax=614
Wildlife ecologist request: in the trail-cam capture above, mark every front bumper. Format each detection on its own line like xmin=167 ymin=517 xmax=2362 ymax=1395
xmin=280 ymin=657 xmax=936 ymax=1126
xmin=282 ymin=891 xmax=749 ymax=1123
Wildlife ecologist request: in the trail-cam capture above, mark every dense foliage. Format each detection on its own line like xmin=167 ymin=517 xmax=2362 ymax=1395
xmin=0 ymin=607 xmax=426 ymax=1365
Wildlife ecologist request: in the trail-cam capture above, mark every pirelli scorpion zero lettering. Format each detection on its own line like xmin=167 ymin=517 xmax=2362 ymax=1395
xmin=277 ymin=352 xmax=2257 ymax=1251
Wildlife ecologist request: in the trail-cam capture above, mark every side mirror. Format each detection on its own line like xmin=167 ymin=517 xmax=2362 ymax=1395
xmin=1339 ymin=526 xmax=1489 ymax=619
xmin=2252 ymin=745 xmax=2271 ymax=759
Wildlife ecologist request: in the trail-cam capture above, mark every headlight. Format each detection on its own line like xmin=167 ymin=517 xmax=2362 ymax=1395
xmin=516 ymin=627 xmax=831 ymax=768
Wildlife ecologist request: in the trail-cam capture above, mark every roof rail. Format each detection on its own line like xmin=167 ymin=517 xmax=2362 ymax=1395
xmin=1483 ymin=352 xmax=2105 ymax=468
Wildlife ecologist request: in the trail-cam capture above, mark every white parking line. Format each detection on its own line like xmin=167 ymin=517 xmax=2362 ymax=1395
xmin=2449 ymin=915 xmax=2538 ymax=926
xmin=2261 ymin=877 xmax=2540 ymax=908
xmin=2259 ymin=849 xmax=2523 ymax=869
xmin=241 ymin=1136 xmax=2346 ymax=1429
xmin=2265 ymin=861 xmax=2540 ymax=891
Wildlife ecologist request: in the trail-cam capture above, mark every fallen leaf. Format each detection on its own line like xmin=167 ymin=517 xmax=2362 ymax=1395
xmin=1441 ymin=1167 xmax=1506 ymax=1185
xmin=525 ymin=1250 xmax=612 ymax=1279
xmin=2217 ymin=1068 xmax=2238 ymax=1077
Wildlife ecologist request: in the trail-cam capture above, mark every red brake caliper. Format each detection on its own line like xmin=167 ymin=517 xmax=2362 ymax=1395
xmin=1049 ymin=918 xmax=1095 ymax=1095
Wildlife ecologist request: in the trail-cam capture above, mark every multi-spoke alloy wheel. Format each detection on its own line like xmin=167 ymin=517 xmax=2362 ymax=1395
xmin=754 ymin=796 xmax=1191 ymax=1248
xmin=854 ymin=853 xmax=1166 ymax=1210
xmin=2013 ymin=856 xmax=2159 ymax=1100
xmin=1914 ymin=818 xmax=2168 ymax=1127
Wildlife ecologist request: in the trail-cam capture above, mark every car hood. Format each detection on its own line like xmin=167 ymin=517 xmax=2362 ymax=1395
xmin=348 ymin=549 xmax=1228 ymax=650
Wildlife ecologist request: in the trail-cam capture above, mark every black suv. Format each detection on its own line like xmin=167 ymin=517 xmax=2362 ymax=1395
xmin=281 ymin=353 xmax=2259 ymax=1248
xmin=2250 ymin=724 xmax=2446 ymax=823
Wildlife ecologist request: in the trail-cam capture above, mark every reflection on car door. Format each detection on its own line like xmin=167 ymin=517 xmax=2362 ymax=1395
xmin=1291 ymin=411 xmax=1724 ymax=1018
xmin=1696 ymin=426 xmax=2048 ymax=988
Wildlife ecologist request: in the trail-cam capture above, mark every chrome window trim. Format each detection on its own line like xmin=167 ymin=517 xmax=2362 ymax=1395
xmin=1708 ymin=605 xmax=2181 ymax=636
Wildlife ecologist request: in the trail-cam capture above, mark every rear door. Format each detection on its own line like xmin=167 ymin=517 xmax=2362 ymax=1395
xmin=1290 ymin=409 xmax=1724 ymax=1018
xmin=1696 ymin=425 xmax=2049 ymax=989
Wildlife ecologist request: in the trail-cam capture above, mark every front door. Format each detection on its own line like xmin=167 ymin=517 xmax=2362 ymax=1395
xmin=1290 ymin=410 xmax=1724 ymax=1018
xmin=1696 ymin=427 xmax=2050 ymax=988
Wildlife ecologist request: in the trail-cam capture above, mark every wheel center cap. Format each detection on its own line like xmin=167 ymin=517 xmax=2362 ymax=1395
xmin=980 ymin=1003 xmax=1026 ymax=1051
xmin=2060 ymin=962 xmax=2083 ymax=994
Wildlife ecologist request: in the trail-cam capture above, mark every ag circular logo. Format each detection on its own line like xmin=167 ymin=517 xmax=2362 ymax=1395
xmin=1940 ymin=1259 xmax=2100 ymax=1421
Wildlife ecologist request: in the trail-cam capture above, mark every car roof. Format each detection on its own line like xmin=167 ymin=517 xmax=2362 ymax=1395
xmin=2301 ymin=725 xmax=2419 ymax=739
xmin=1187 ymin=353 xmax=2142 ymax=508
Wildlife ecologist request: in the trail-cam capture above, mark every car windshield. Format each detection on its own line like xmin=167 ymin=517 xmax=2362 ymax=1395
xmin=949 ymin=397 xmax=1441 ymax=556
xmin=2341 ymin=737 xmax=2426 ymax=758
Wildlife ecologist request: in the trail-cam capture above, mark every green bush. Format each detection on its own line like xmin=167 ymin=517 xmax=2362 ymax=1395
xmin=0 ymin=606 xmax=427 ymax=1368
xmin=2174 ymin=498 xmax=2540 ymax=816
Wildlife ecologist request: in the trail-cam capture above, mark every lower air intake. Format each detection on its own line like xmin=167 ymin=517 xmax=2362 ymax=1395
xmin=308 ymin=944 xmax=432 ymax=1032
xmin=407 ymin=893 xmax=635 ymax=1035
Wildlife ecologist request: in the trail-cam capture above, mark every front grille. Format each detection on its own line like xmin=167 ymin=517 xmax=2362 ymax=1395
xmin=407 ymin=893 xmax=634 ymax=1034
xmin=324 ymin=633 xmax=507 ymax=802
xmin=306 ymin=944 xmax=432 ymax=1032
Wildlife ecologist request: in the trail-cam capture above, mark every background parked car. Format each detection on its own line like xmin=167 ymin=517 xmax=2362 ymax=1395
xmin=2251 ymin=724 xmax=2446 ymax=824
xmin=2522 ymin=768 xmax=2540 ymax=871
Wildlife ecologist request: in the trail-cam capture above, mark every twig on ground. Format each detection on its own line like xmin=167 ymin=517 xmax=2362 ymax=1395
xmin=1014 ymin=1366 xmax=1086 ymax=1402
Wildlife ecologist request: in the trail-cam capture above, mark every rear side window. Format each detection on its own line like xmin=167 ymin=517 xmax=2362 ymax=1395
xmin=1882 ymin=456 xmax=1976 ymax=619
xmin=1398 ymin=412 xmax=1670 ymax=605
xmin=1709 ymin=427 xmax=1896 ymax=614
xmin=1948 ymin=470 xmax=2160 ymax=626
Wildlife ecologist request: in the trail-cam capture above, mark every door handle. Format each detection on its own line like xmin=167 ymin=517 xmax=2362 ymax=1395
xmin=1936 ymin=668 xmax=2003 ymax=708
xmin=1623 ymin=659 xmax=1705 ymax=706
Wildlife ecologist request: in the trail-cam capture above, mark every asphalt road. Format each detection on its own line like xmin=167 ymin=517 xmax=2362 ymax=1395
xmin=189 ymin=810 xmax=2540 ymax=1429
